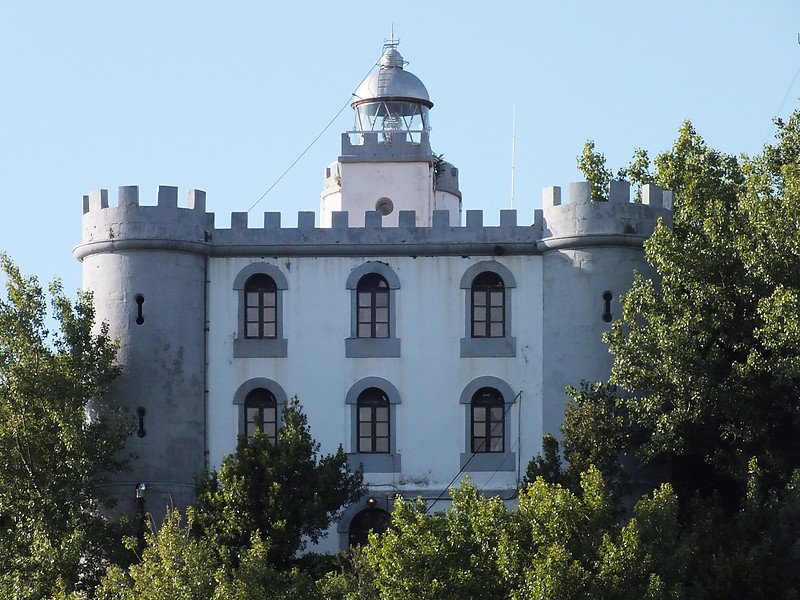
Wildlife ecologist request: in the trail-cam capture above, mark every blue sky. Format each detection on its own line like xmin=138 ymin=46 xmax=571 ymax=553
xmin=1 ymin=1 xmax=798 ymax=296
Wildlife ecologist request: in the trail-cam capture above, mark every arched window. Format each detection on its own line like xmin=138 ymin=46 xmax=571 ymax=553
xmin=348 ymin=508 xmax=391 ymax=548
xmin=471 ymin=272 xmax=505 ymax=338
xmin=244 ymin=388 xmax=278 ymax=442
xmin=470 ymin=387 xmax=505 ymax=453
xmin=356 ymin=274 xmax=390 ymax=339
xmin=460 ymin=261 xmax=516 ymax=358
xmin=244 ymin=274 xmax=278 ymax=339
xmin=357 ymin=388 xmax=390 ymax=453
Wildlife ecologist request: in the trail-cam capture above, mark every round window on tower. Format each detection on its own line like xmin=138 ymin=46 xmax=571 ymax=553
xmin=375 ymin=197 xmax=394 ymax=216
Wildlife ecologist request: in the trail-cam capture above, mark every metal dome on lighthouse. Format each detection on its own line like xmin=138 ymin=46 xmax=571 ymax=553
xmin=351 ymin=40 xmax=432 ymax=142
xmin=320 ymin=38 xmax=461 ymax=229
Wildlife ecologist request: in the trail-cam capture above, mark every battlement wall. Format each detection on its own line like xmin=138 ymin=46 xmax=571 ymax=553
xmin=339 ymin=131 xmax=432 ymax=163
xmin=75 ymin=181 xmax=671 ymax=260
xmin=540 ymin=181 xmax=672 ymax=249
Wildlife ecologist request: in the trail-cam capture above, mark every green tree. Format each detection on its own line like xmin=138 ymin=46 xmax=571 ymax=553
xmin=605 ymin=118 xmax=800 ymax=507
xmin=194 ymin=397 xmax=364 ymax=568
xmin=0 ymin=256 xmax=129 ymax=599
xmin=98 ymin=509 xmax=323 ymax=600
xmin=342 ymin=471 xmax=688 ymax=600
xmin=618 ymin=148 xmax=654 ymax=202
xmin=577 ymin=140 xmax=613 ymax=201
xmin=98 ymin=510 xmax=221 ymax=600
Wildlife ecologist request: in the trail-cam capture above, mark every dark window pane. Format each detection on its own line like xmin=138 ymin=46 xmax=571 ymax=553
xmin=474 ymin=438 xmax=486 ymax=452
xmin=359 ymin=407 xmax=372 ymax=421
xmin=490 ymin=437 xmax=504 ymax=452
xmin=490 ymin=407 xmax=504 ymax=421
xmin=358 ymin=292 xmax=372 ymax=306
xmin=375 ymin=308 xmax=389 ymax=323
xmin=263 ymin=293 xmax=276 ymax=308
xmin=246 ymin=292 xmax=260 ymax=305
xmin=375 ymin=323 xmax=389 ymax=338
xmin=263 ymin=323 xmax=276 ymax=338
xmin=473 ymin=406 xmax=486 ymax=421
xmin=358 ymin=324 xmax=370 ymax=338
xmin=375 ymin=438 xmax=389 ymax=453
xmin=490 ymin=291 xmax=504 ymax=306
xmin=473 ymin=293 xmax=486 ymax=307
xmin=490 ymin=322 xmax=503 ymax=337
xmin=374 ymin=293 xmax=389 ymax=307
xmin=375 ymin=422 xmax=389 ymax=437
xmin=490 ymin=307 xmax=503 ymax=322
xmin=473 ymin=422 xmax=486 ymax=437
xmin=359 ymin=437 xmax=372 ymax=452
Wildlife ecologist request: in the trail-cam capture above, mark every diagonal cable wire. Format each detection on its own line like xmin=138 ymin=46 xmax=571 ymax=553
xmin=246 ymin=56 xmax=382 ymax=213
xmin=764 ymin=60 xmax=800 ymax=145
xmin=426 ymin=391 xmax=522 ymax=514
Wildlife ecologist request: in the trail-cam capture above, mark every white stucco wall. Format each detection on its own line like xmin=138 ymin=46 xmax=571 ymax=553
xmin=320 ymin=161 xmax=434 ymax=227
xmin=206 ymin=254 xmax=544 ymax=540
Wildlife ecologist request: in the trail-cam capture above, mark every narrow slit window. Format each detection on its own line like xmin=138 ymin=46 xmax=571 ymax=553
xmin=135 ymin=294 xmax=145 ymax=325
xmin=602 ymin=290 xmax=613 ymax=323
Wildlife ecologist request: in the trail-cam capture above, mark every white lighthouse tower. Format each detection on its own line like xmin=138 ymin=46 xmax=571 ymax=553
xmin=321 ymin=40 xmax=462 ymax=227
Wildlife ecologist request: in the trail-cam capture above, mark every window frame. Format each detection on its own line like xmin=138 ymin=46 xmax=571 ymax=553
xmin=356 ymin=274 xmax=391 ymax=339
xmin=346 ymin=262 xmax=401 ymax=358
xmin=233 ymin=378 xmax=288 ymax=438
xmin=244 ymin=274 xmax=278 ymax=340
xmin=346 ymin=377 xmax=401 ymax=473
xmin=470 ymin=387 xmax=505 ymax=453
xmin=347 ymin=507 xmax=392 ymax=548
xmin=470 ymin=272 xmax=505 ymax=339
xmin=243 ymin=387 xmax=278 ymax=442
xmin=460 ymin=377 xmax=516 ymax=472
xmin=460 ymin=261 xmax=517 ymax=358
xmin=356 ymin=388 xmax=391 ymax=453
xmin=233 ymin=263 xmax=288 ymax=358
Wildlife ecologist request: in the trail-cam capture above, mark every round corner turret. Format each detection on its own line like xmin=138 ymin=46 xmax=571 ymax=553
xmin=76 ymin=184 xmax=210 ymax=525
xmin=540 ymin=180 xmax=672 ymax=247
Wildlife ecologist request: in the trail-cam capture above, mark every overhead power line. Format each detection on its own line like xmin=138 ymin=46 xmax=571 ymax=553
xmin=246 ymin=55 xmax=383 ymax=214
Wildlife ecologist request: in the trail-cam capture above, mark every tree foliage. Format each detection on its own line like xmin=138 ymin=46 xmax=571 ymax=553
xmin=604 ymin=118 xmax=800 ymax=508
xmin=100 ymin=399 xmax=363 ymax=599
xmin=0 ymin=256 xmax=129 ymax=598
xmin=327 ymin=471 xmax=689 ymax=600
xmin=97 ymin=509 xmax=322 ymax=600
xmin=577 ymin=140 xmax=613 ymax=201
xmin=193 ymin=398 xmax=364 ymax=568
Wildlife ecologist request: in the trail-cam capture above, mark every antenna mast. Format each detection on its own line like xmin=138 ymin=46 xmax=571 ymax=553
xmin=511 ymin=103 xmax=516 ymax=209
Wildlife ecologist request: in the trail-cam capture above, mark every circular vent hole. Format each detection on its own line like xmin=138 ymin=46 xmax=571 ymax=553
xmin=375 ymin=197 xmax=394 ymax=216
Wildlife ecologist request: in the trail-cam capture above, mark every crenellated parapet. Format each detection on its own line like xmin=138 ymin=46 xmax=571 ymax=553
xmin=339 ymin=131 xmax=432 ymax=163
xmin=539 ymin=180 xmax=672 ymax=251
xmin=76 ymin=185 xmax=212 ymax=260
xmin=212 ymin=207 xmax=541 ymax=256
xmin=75 ymin=180 xmax=672 ymax=261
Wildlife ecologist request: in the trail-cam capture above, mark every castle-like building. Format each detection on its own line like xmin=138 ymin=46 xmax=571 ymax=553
xmin=74 ymin=42 xmax=671 ymax=551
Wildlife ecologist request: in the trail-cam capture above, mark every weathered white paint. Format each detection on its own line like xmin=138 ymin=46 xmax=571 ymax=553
xmin=321 ymin=160 xmax=436 ymax=227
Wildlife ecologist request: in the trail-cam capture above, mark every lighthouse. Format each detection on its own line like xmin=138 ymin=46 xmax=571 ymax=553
xmin=321 ymin=41 xmax=462 ymax=227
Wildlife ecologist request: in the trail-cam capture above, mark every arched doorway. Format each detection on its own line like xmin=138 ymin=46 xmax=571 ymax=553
xmin=347 ymin=508 xmax=391 ymax=548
